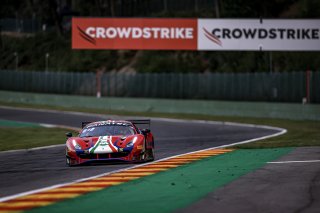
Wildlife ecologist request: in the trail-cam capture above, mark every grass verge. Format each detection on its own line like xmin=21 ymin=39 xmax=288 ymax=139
xmin=0 ymin=101 xmax=319 ymax=149
xmin=0 ymin=124 xmax=78 ymax=151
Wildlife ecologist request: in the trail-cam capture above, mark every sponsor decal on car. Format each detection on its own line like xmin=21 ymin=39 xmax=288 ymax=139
xmin=89 ymin=136 xmax=116 ymax=154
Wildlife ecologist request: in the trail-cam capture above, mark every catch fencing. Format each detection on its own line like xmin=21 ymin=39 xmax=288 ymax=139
xmin=0 ymin=70 xmax=319 ymax=103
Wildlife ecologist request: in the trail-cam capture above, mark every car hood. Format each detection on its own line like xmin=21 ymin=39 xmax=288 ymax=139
xmin=71 ymin=135 xmax=141 ymax=154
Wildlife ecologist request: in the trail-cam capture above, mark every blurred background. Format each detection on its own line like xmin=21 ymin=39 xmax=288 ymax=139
xmin=0 ymin=0 xmax=319 ymax=103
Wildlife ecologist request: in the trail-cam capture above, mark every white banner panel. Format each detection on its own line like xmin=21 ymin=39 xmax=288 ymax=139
xmin=198 ymin=19 xmax=320 ymax=51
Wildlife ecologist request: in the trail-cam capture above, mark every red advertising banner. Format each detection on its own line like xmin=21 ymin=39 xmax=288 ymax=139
xmin=72 ymin=18 xmax=197 ymax=50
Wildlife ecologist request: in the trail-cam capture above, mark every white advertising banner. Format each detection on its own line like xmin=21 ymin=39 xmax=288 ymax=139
xmin=198 ymin=19 xmax=320 ymax=51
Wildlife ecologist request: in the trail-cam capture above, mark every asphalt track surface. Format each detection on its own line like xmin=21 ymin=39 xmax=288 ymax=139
xmin=179 ymin=147 xmax=320 ymax=213
xmin=0 ymin=107 xmax=279 ymax=198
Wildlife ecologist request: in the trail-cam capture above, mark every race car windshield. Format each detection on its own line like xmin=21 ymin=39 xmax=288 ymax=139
xmin=80 ymin=125 xmax=135 ymax=137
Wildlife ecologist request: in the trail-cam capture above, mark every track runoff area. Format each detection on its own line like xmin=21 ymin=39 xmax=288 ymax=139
xmin=0 ymin=107 xmax=289 ymax=212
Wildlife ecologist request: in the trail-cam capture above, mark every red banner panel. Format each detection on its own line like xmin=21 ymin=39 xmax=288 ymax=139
xmin=72 ymin=18 xmax=197 ymax=50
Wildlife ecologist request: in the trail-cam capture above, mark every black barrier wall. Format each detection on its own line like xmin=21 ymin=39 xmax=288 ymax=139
xmin=0 ymin=70 xmax=319 ymax=103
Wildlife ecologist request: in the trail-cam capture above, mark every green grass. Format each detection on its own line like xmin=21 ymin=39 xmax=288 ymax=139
xmin=229 ymin=118 xmax=320 ymax=148
xmin=0 ymin=101 xmax=319 ymax=149
xmin=0 ymin=126 xmax=78 ymax=151
xmin=28 ymin=148 xmax=292 ymax=213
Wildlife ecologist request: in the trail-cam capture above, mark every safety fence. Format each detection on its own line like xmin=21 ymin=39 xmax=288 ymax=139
xmin=0 ymin=70 xmax=319 ymax=103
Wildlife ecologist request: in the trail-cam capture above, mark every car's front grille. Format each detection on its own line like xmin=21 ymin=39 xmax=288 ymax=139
xmin=78 ymin=152 xmax=130 ymax=159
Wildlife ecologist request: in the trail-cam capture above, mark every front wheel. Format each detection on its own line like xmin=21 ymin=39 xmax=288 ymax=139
xmin=66 ymin=156 xmax=71 ymax=166
xmin=148 ymin=147 xmax=155 ymax=161
xmin=66 ymin=156 xmax=75 ymax=167
xmin=145 ymin=138 xmax=155 ymax=162
xmin=139 ymin=139 xmax=154 ymax=162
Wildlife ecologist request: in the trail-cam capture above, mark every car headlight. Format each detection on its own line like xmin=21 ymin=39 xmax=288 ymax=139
xmin=72 ymin=140 xmax=82 ymax=150
xmin=126 ymin=137 xmax=138 ymax=147
xmin=126 ymin=142 xmax=134 ymax=147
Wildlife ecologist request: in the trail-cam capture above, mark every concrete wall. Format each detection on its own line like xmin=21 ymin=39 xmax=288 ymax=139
xmin=0 ymin=90 xmax=319 ymax=121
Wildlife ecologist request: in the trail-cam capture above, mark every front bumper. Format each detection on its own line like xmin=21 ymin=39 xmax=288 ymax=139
xmin=66 ymin=147 xmax=144 ymax=166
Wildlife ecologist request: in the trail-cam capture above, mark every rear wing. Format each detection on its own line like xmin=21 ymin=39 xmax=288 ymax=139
xmin=81 ymin=122 xmax=92 ymax=129
xmin=128 ymin=119 xmax=151 ymax=129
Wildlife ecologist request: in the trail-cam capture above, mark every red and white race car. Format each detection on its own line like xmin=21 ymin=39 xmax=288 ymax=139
xmin=65 ymin=120 xmax=154 ymax=166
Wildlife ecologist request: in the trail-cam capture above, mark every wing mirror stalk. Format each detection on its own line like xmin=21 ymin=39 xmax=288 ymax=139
xmin=66 ymin=132 xmax=73 ymax=138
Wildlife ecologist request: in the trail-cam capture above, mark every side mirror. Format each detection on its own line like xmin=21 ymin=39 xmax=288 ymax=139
xmin=141 ymin=129 xmax=150 ymax=135
xmin=66 ymin=132 xmax=72 ymax=138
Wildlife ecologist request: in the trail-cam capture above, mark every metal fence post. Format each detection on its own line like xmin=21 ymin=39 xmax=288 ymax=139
xmin=96 ymin=70 xmax=103 ymax=98
xmin=306 ymin=70 xmax=311 ymax=103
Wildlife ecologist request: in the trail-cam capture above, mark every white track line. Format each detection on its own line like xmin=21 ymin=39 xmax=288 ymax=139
xmin=0 ymin=106 xmax=285 ymax=154
xmin=0 ymin=127 xmax=286 ymax=202
xmin=268 ymin=160 xmax=320 ymax=164
xmin=0 ymin=144 xmax=65 ymax=154
xmin=0 ymin=106 xmax=287 ymax=202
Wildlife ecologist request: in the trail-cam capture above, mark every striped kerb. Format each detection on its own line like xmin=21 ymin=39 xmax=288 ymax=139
xmin=0 ymin=148 xmax=234 ymax=212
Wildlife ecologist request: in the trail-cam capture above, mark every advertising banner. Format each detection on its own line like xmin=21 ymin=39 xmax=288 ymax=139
xmin=198 ymin=19 xmax=320 ymax=51
xmin=72 ymin=18 xmax=197 ymax=50
xmin=72 ymin=18 xmax=320 ymax=51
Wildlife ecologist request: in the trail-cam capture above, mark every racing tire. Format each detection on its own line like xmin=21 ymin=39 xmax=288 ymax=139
xmin=148 ymin=137 xmax=155 ymax=161
xmin=148 ymin=147 xmax=155 ymax=161
xmin=145 ymin=138 xmax=155 ymax=162
xmin=139 ymin=140 xmax=148 ymax=163
xmin=66 ymin=156 xmax=72 ymax=167
xmin=138 ymin=138 xmax=154 ymax=163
